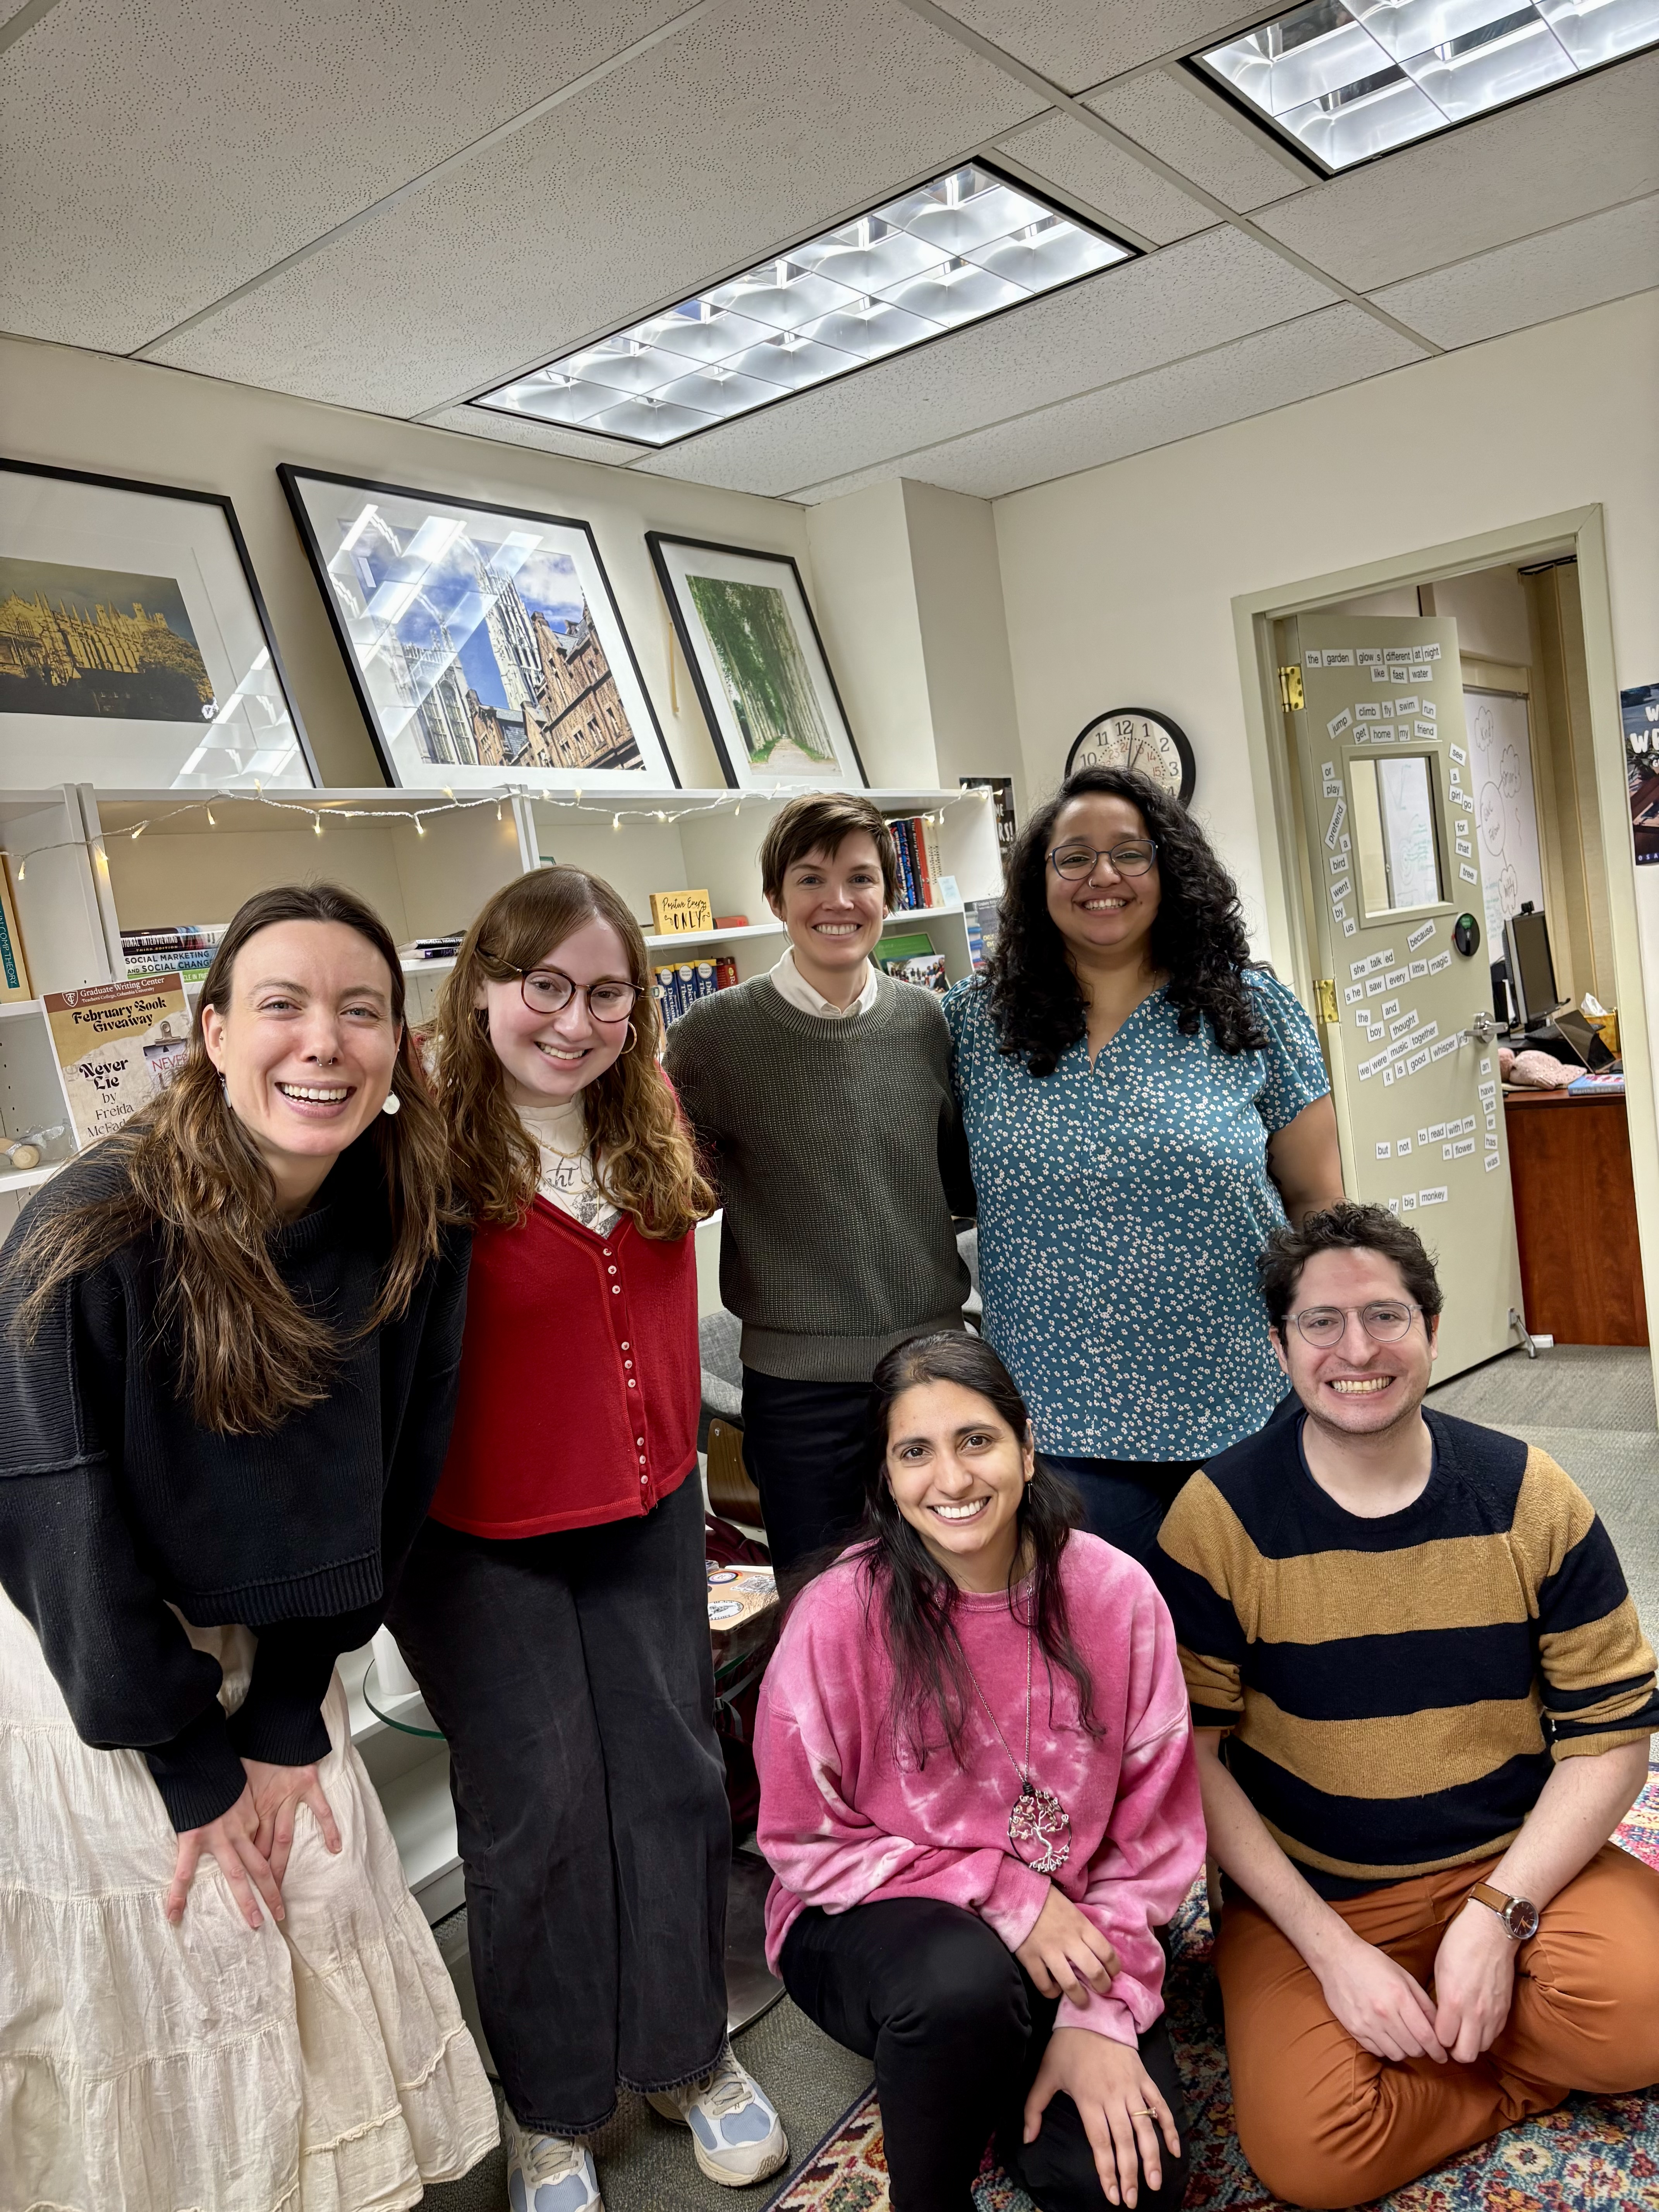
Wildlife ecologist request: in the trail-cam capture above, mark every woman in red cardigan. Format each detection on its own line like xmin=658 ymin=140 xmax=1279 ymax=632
xmin=388 ymin=866 xmax=786 ymax=2212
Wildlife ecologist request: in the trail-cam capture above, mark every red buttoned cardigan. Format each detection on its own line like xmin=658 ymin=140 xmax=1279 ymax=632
xmin=428 ymin=1195 xmax=700 ymax=1538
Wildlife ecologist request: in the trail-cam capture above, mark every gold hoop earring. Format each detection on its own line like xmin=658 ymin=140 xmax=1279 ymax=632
xmin=624 ymin=1020 xmax=639 ymax=1053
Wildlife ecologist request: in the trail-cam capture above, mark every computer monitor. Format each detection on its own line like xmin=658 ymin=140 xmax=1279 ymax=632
xmin=1504 ymin=908 xmax=1563 ymax=1030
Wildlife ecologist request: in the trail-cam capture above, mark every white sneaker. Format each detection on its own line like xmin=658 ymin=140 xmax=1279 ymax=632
xmin=505 ymin=2113 xmax=603 ymax=2212
xmin=646 ymin=2049 xmax=789 ymax=2186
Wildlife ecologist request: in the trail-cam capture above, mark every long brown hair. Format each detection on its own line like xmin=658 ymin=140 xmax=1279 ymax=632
xmin=7 ymin=883 xmax=452 ymax=1435
xmin=429 ymin=866 xmax=712 ymax=1241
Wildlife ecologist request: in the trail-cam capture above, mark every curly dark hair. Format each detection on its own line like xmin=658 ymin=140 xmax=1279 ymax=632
xmin=1258 ymin=1201 xmax=1443 ymax=1337
xmin=983 ymin=765 xmax=1267 ymax=1076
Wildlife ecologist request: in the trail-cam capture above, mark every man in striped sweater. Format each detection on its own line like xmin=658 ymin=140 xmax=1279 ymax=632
xmin=1156 ymin=1202 xmax=1659 ymax=2210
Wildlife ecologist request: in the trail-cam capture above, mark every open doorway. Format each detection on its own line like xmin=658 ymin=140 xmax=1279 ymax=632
xmin=1231 ymin=510 xmax=1656 ymax=1390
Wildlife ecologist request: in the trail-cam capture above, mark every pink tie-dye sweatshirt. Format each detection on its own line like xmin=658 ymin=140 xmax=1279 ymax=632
xmin=755 ymin=1532 xmax=1203 ymax=2047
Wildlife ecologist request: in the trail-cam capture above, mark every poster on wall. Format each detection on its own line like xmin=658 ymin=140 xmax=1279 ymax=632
xmin=646 ymin=533 xmax=865 ymax=792
xmin=280 ymin=467 xmax=673 ymax=792
xmin=45 ymin=975 xmax=191 ymax=1147
xmin=1621 ymin=682 xmax=1659 ymax=865
xmin=0 ymin=461 xmax=315 ymax=790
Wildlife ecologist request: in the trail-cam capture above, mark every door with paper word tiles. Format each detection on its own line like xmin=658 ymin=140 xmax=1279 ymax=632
xmin=1279 ymin=611 xmax=1522 ymax=1380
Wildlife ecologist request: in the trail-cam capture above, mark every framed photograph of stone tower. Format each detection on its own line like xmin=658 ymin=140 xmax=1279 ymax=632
xmin=0 ymin=459 xmax=315 ymax=788
xmin=279 ymin=467 xmax=673 ymax=792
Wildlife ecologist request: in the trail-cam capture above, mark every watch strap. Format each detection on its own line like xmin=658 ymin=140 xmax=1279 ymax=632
xmin=1467 ymin=1881 xmax=1537 ymax=1937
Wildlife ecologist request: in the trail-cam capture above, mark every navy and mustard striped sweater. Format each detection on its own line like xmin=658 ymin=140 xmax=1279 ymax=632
xmin=1155 ymin=1407 xmax=1659 ymax=1899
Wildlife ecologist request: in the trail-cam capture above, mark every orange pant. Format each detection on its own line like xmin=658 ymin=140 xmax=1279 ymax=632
xmin=1214 ymin=1841 xmax=1659 ymax=2210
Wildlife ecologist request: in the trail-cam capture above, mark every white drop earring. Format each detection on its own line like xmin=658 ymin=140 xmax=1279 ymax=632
xmin=381 ymin=1090 xmax=402 ymax=1116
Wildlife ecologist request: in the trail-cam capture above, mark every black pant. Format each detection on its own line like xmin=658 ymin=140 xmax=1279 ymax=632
xmin=739 ymin=1366 xmax=873 ymax=1573
xmin=1048 ymin=1391 xmax=1302 ymax=1567
xmin=385 ymin=1473 xmax=730 ymax=2135
xmin=781 ymin=1898 xmax=1190 ymax=2212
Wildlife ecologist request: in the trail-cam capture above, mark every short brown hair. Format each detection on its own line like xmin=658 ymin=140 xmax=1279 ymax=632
xmin=1257 ymin=1201 xmax=1444 ymax=1336
xmin=758 ymin=793 xmax=898 ymax=909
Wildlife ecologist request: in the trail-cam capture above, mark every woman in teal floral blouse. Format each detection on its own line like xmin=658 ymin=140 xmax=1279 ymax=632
xmin=944 ymin=766 xmax=1344 ymax=1564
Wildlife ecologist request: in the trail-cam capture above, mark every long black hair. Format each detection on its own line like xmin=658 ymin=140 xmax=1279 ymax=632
xmin=984 ymin=765 xmax=1267 ymax=1077
xmin=850 ymin=1332 xmax=1101 ymax=1767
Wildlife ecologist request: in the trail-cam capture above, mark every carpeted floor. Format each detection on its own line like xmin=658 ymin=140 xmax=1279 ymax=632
xmin=425 ymin=1345 xmax=1659 ymax=2212
xmin=774 ymin=1757 xmax=1659 ymax=2212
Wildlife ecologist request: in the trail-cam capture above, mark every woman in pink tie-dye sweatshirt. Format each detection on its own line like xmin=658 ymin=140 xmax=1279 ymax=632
xmin=755 ymin=1332 xmax=1203 ymax=2212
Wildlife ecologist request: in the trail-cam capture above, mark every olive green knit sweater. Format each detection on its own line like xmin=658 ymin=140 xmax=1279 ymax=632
xmin=664 ymin=972 xmax=974 ymax=1381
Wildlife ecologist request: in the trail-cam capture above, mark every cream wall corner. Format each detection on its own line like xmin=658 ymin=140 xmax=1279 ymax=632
xmin=988 ymin=289 xmax=1659 ymax=960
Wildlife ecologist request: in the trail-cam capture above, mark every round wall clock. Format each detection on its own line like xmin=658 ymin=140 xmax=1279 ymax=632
xmin=1066 ymin=709 xmax=1196 ymax=806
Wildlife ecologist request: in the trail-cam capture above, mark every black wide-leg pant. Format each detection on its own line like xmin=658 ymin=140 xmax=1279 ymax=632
xmin=386 ymin=1472 xmax=731 ymax=2136
xmin=781 ymin=1898 xmax=1190 ymax=2212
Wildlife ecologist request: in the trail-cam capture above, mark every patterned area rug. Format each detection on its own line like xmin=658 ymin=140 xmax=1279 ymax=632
xmin=768 ymin=1759 xmax=1659 ymax=2212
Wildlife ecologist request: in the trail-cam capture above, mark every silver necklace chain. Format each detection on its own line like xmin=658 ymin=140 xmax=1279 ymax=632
xmin=962 ymin=1613 xmax=1072 ymax=1876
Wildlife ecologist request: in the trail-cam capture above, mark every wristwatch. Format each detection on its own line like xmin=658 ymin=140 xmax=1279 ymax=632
xmin=1467 ymin=1882 xmax=1540 ymax=1941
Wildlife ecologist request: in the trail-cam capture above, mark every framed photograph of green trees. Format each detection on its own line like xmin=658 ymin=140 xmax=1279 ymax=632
xmin=646 ymin=533 xmax=866 ymax=791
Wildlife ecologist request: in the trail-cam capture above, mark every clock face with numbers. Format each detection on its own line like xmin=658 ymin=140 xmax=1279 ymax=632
xmin=1066 ymin=709 xmax=1196 ymax=805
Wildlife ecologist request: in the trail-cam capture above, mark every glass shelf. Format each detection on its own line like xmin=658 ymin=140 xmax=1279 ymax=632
xmin=362 ymin=1656 xmax=444 ymax=1739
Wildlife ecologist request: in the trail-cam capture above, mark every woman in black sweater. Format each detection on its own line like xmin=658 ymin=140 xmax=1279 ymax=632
xmin=0 ymin=883 xmax=495 ymax=2212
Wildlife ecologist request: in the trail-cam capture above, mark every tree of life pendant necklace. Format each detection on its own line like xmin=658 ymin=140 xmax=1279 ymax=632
xmin=965 ymin=1620 xmax=1072 ymax=1876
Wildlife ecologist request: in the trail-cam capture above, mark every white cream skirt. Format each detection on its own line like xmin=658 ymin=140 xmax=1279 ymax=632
xmin=0 ymin=1587 xmax=499 ymax=2212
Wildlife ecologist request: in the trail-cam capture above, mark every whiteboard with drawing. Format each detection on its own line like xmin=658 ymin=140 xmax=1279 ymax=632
xmin=1464 ymin=689 xmax=1545 ymax=950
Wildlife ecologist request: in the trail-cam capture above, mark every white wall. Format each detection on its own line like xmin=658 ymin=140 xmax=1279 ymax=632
xmin=0 ymin=335 xmax=819 ymax=791
xmin=991 ymin=290 xmax=1659 ymax=961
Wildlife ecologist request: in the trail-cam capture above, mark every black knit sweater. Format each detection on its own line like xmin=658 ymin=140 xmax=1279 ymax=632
xmin=0 ymin=1135 xmax=470 ymax=1829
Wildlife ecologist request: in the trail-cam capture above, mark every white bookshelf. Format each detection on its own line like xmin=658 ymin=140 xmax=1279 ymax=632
xmin=0 ymin=775 xmax=1003 ymax=1905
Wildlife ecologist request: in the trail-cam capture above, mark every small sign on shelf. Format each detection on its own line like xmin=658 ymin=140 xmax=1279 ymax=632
xmin=649 ymin=888 xmax=716 ymax=935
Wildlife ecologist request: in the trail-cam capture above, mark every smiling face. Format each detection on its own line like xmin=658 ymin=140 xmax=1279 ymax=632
xmin=200 ymin=919 xmax=400 ymax=1215
xmin=884 ymin=1377 xmax=1035 ymax=1594
xmin=1044 ymin=792 xmax=1161 ymax=967
xmin=475 ymin=913 xmax=634 ymax=1108
xmin=1273 ymin=1245 xmax=1439 ymax=1441
xmin=767 ymin=832 xmax=888 ymax=994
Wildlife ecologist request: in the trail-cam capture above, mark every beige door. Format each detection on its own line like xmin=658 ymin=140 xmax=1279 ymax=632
xmin=1279 ymin=611 xmax=1523 ymax=1380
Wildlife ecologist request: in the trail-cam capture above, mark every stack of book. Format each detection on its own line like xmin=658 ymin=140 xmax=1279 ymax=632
xmin=122 ymin=924 xmax=225 ymax=980
xmin=655 ymin=955 xmax=740 ymax=1024
xmin=884 ymin=814 xmax=948 ymax=914
xmin=401 ymin=933 xmax=466 ymax=963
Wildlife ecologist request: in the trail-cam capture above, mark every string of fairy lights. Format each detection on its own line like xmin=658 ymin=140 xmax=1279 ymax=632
xmin=2 ymin=779 xmax=991 ymax=886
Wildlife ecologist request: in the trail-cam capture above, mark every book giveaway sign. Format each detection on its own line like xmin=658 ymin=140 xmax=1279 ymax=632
xmin=45 ymin=976 xmax=192 ymax=1146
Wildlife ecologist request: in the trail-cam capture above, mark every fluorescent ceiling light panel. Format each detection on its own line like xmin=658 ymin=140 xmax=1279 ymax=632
xmin=1194 ymin=0 xmax=1659 ymax=170
xmin=472 ymin=163 xmax=1132 ymax=448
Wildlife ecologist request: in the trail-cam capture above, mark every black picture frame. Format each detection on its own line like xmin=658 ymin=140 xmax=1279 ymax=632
xmin=0 ymin=457 xmax=317 ymax=787
xmin=646 ymin=531 xmax=866 ymax=790
xmin=279 ymin=464 xmax=676 ymax=791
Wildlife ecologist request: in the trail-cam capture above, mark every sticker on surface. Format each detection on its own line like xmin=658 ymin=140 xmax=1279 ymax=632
xmin=1324 ymin=649 xmax=1355 ymax=667
xmin=1328 ymin=708 xmax=1352 ymax=739
xmin=1429 ymin=950 xmax=1452 ymax=974
xmin=1449 ymin=744 xmax=1466 ymax=765
xmin=1325 ymin=799 xmax=1347 ymax=848
xmin=1423 ymin=643 xmax=1441 ymax=660
xmin=1410 ymin=959 xmax=1428 ymax=978
xmin=1402 ymin=1192 xmax=1417 ymax=1209
xmin=1486 ymin=1152 xmax=1501 ymax=1171
xmin=1398 ymin=1136 xmax=1412 ymax=1154
xmin=1407 ymin=921 xmax=1436 ymax=950
xmin=1460 ymin=863 xmax=1479 ymax=883
xmin=1396 ymin=696 xmax=1419 ymax=715
xmin=1371 ymin=666 xmax=1389 ymax=682
xmin=1344 ymin=982 xmax=1364 ymax=1003
xmin=1419 ymin=1187 xmax=1448 ymax=1206
xmin=1415 ymin=720 xmax=1437 ymax=740
xmin=1305 ymin=648 xmax=1324 ymax=667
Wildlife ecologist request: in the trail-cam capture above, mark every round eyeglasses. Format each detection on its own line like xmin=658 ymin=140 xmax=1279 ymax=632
xmin=1288 ymin=1301 xmax=1421 ymax=1348
xmin=493 ymin=960 xmax=641 ymax=1023
xmin=1047 ymin=839 xmax=1158 ymax=881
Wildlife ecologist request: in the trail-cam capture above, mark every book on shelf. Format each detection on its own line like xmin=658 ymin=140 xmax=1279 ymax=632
xmin=125 ymin=951 xmax=215 ymax=978
xmin=656 ymin=956 xmax=740 ymax=1024
xmin=892 ymin=953 xmax=948 ymax=995
xmin=960 ymin=776 xmax=1016 ymax=876
xmin=0 ymin=858 xmax=34 ymax=1002
xmin=398 ymin=933 xmax=465 ymax=962
xmin=883 ymin=814 xmax=950 ymax=913
xmin=120 ymin=922 xmax=224 ymax=982
xmin=876 ymin=931 xmax=935 ymax=970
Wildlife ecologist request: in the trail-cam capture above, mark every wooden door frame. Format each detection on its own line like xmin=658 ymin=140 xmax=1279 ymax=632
xmin=1231 ymin=506 xmax=1659 ymax=1400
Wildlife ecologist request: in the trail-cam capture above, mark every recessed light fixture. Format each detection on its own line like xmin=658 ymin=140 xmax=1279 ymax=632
xmin=1193 ymin=0 xmax=1659 ymax=173
xmin=471 ymin=162 xmax=1134 ymax=448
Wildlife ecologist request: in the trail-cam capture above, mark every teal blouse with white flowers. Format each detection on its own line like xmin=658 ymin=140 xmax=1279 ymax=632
xmin=943 ymin=970 xmax=1329 ymax=1462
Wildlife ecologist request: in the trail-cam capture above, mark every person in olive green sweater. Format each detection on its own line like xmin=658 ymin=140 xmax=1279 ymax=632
xmin=665 ymin=793 xmax=974 ymax=1570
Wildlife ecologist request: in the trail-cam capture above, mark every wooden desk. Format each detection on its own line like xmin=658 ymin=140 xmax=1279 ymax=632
xmin=1504 ymin=1089 xmax=1647 ymax=1346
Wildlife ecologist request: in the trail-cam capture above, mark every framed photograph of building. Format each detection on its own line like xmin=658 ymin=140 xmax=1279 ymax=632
xmin=280 ymin=467 xmax=673 ymax=792
xmin=646 ymin=534 xmax=865 ymax=791
xmin=0 ymin=460 xmax=315 ymax=789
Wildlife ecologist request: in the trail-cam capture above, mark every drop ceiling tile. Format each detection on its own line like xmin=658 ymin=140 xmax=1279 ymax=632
xmin=792 ymin=304 xmax=1425 ymax=500
xmin=1086 ymin=67 xmax=1310 ymax=213
xmin=634 ymin=225 xmax=1338 ymax=494
xmin=1255 ymin=50 xmax=1659 ymax=293
xmin=425 ymin=406 xmax=649 ymax=465
xmin=932 ymin=0 xmax=1260 ymax=96
xmin=1369 ymin=195 xmax=1659 ymax=350
xmin=994 ymin=113 xmax=1217 ymax=244
xmin=0 ymin=0 xmax=685 ymax=354
xmin=141 ymin=0 xmax=1043 ymax=415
